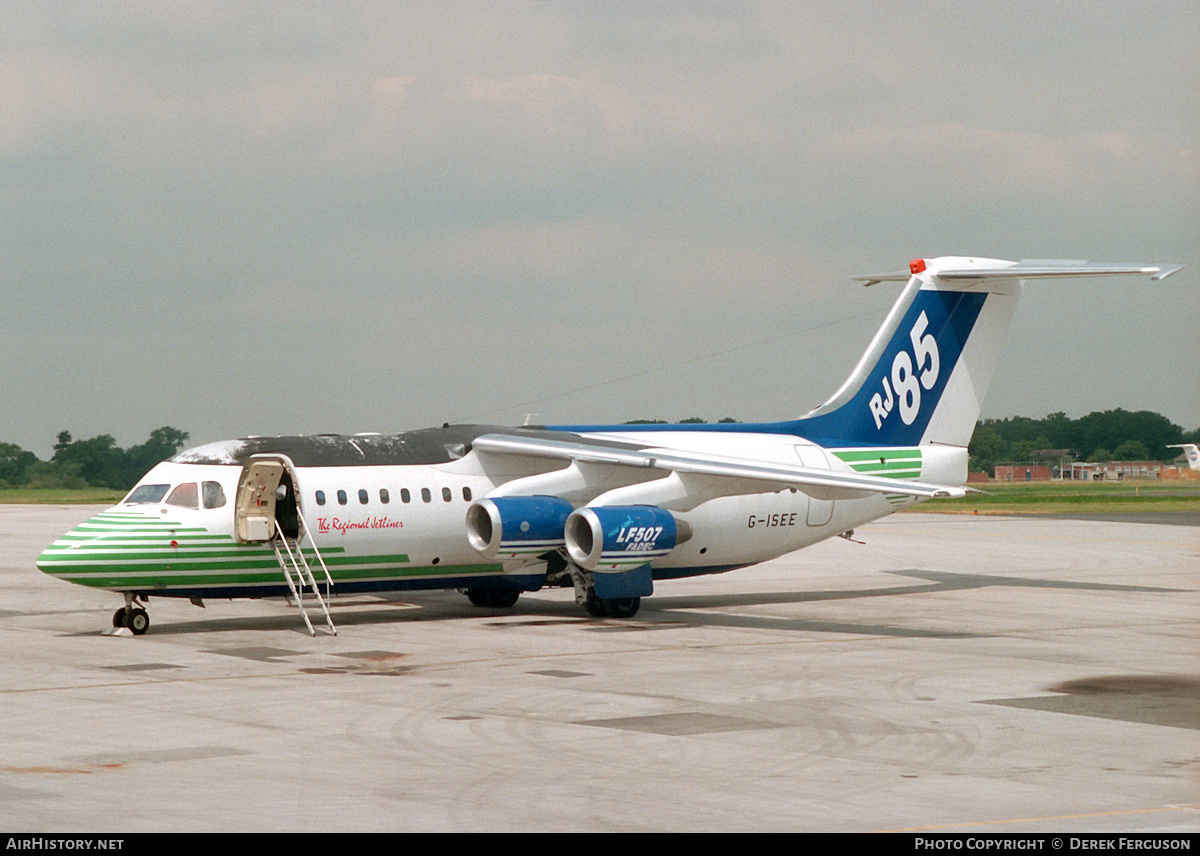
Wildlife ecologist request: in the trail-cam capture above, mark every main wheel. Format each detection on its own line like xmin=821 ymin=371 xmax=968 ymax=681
xmin=126 ymin=607 xmax=150 ymax=635
xmin=585 ymin=593 xmax=608 ymax=617
xmin=604 ymin=597 xmax=640 ymax=619
xmin=466 ymin=588 xmax=520 ymax=609
xmin=487 ymin=589 xmax=520 ymax=609
xmin=113 ymin=608 xmax=128 ymax=628
xmin=466 ymin=588 xmax=492 ymax=607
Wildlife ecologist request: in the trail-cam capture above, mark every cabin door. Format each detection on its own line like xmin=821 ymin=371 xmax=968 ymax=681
xmin=234 ymin=457 xmax=301 ymax=543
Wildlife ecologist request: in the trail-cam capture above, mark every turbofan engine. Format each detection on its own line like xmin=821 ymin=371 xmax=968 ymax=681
xmin=465 ymin=496 xmax=574 ymax=560
xmin=564 ymin=505 xmax=691 ymax=572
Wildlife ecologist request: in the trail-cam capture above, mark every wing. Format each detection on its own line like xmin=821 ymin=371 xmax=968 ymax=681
xmin=471 ymin=432 xmax=966 ymax=501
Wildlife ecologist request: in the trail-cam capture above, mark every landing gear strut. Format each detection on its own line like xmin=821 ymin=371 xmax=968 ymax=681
xmin=113 ymin=594 xmax=150 ymax=635
xmin=569 ymin=563 xmax=642 ymax=619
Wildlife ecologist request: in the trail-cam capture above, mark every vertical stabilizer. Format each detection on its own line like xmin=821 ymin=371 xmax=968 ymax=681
xmin=792 ymin=257 xmax=1180 ymax=449
xmin=1168 ymin=444 xmax=1200 ymax=471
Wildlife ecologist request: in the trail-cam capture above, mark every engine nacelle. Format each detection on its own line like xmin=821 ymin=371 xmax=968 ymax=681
xmin=465 ymin=496 xmax=574 ymax=560
xmin=564 ymin=505 xmax=689 ymax=572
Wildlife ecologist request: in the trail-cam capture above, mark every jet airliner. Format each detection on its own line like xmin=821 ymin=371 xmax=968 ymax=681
xmin=37 ymin=256 xmax=1182 ymax=635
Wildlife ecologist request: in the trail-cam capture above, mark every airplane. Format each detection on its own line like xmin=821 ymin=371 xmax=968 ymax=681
xmin=1168 ymin=443 xmax=1200 ymax=470
xmin=37 ymin=256 xmax=1183 ymax=636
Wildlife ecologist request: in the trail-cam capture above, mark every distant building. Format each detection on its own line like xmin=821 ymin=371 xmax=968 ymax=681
xmin=993 ymin=450 xmax=1074 ymax=481
xmin=994 ymin=464 xmax=1052 ymax=482
xmin=1069 ymin=460 xmax=1165 ymax=481
xmin=1161 ymin=461 xmax=1200 ymax=481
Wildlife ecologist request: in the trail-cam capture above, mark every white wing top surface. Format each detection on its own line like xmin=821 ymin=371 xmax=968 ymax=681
xmin=472 ymin=433 xmax=966 ymax=500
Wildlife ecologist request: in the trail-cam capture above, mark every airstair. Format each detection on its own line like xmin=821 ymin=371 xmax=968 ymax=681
xmin=272 ymin=513 xmax=337 ymax=636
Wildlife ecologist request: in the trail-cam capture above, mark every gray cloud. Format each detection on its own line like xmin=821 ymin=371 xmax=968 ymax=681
xmin=2 ymin=2 xmax=1196 ymax=457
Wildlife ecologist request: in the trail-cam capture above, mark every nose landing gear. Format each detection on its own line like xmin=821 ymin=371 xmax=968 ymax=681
xmin=112 ymin=594 xmax=150 ymax=636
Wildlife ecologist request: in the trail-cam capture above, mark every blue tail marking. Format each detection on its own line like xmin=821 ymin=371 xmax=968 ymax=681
xmin=793 ymin=288 xmax=987 ymax=446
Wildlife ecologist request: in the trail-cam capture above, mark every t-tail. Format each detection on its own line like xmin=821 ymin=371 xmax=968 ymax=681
xmin=791 ymin=257 xmax=1182 ymax=448
xmin=1168 ymin=444 xmax=1200 ymax=471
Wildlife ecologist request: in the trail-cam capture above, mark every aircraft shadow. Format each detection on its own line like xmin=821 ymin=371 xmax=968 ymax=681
xmin=72 ymin=567 xmax=1184 ymax=640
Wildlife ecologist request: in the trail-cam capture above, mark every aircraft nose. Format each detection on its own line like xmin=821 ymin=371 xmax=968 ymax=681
xmin=37 ymin=515 xmax=98 ymax=578
xmin=38 ymin=506 xmax=218 ymax=592
xmin=36 ymin=509 xmax=126 ymax=584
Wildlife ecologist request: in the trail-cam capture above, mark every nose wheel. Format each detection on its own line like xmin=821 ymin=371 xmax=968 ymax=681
xmin=113 ymin=596 xmax=150 ymax=635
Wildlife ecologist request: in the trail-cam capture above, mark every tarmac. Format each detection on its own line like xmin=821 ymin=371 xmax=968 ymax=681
xmin=1 ymin=504 xmax=1196 ymax=833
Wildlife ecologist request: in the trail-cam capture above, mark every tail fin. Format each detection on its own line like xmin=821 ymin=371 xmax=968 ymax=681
xmin=792 ymin=257 xmax=1181 ymax=448
xmin=1168 ymin=444 xmax=1200 ymax=471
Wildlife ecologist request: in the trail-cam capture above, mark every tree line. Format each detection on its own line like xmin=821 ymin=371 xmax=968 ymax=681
xmin=0 ymin=427 xmax=189 ymax=490
xmin=969 ymin=409 xmax=1198 ymax=475
xmin=628 ymin=411 xmax=1200 ymax=476
xmin=1 ymin=410 xmax=1196 ymax=490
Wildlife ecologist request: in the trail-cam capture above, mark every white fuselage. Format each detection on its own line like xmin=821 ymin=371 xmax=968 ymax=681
xmin=36 ymin=428 xmax=966 ymax=601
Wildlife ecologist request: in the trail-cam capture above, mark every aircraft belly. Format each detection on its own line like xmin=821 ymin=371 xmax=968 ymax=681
xmin=653 ymin=489 xmax=897 ymax=575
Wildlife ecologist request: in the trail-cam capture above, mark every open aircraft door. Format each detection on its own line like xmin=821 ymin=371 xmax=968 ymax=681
xmin=234 ymin=456 xmax=301 ymax=544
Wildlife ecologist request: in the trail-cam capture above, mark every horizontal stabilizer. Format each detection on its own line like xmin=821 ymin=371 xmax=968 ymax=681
xmin=854 ymin=259 xmax=1182 ymax=286
xmin=937 ymin=260 xmax=1184 ymax=281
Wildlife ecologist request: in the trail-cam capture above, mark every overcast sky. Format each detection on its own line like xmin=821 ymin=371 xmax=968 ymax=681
xmin=2 ymin=1 xmax=1197 ymax=458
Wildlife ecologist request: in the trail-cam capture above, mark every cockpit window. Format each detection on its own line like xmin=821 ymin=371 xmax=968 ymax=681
xmin=125 ymin=484 xmax=170 ymax=504
xmin=165 ymin=482 xmax=199 ymax=509
xmin=202 ymin=481 xmax=227 ymax=509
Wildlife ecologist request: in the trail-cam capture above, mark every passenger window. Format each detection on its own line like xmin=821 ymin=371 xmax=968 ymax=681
xmin=202 ymin=481 xmax=227 ymax=509
xmin=165 ymin=482 xmax=199 ymax=509
xmin=380 ymin=489 xmax=390 ymax=504
xmin=421 ymin=488 xmax=431 ymax=503
xmin=316 ymin=490 xmax=326 ymax=506
xmin=358 ymin=489 xmax=368 ymax=504
xmin=462 ymin=487 xmax=472 ymax=502
xmin=401 ymin=488 xmax=411 ymax=503
xmin=337 ymin=490 xmax=348 ymax=505
xmin=442 ymin=487 xmax=452 ymax=502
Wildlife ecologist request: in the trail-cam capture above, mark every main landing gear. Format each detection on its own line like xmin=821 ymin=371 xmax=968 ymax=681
xmin=461 ymin=580 xmax=642 ymax=619
xmin=463 ymin=587 xmax=521 ymax=609
xmin=112 ymin=594 xmax=150 ymax=635
xmin=461 ymin=558 xmax=645 ymax=620
xmin=567 ymin=562 xmax=642 ymax=619
xmin=585 ymin=593 xmax=641 ymax=619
